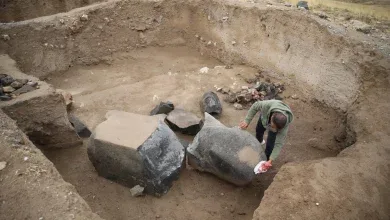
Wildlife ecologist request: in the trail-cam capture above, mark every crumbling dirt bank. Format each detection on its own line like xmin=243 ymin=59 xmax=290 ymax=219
xmin=0 ymin=0 xmax=389 ymax=219
xmin=0 ymin=110 xmax=102 ymax=220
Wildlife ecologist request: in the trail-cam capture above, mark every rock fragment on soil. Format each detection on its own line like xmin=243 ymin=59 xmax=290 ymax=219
xmin=80 ymin=14 xmax=89 ymax=21
xmin=200 ymin=91 xmax=222 ymax=118
xmin=150 ymin=101 xmax=174 ymax=115
xmin=130 ymin=185 xmax=145 ymax=197
xmin=199 ymin=67 xmax=209 ymax=74
xmin=234 ymin=103 xmax=243 ymax=110
xmin=3 ymin=86 xmax=15 ymax=93
xmin=2 ymin=34 xmax=10 ymax=41
xmin=12 ymin=85 xmax=35 ymax=95
xmin=350 ymin=20 xmax=371 ymax=34
xmin=0 ymin=161 xmax=6 ymax=171
xmin=68 ymin=114 xmax=92 ymax=138
xmin=10 ymin=81 xmax=23 ymax=89
xmin=166 ymin=109 xmax=202 ymax=135
xmin=297 ymin=1 xmax=309 ymax=10
xmin=187 ymin=113 xmax=266 ymax=186
xmin=87 ymin=110 xmax=185 ymax=196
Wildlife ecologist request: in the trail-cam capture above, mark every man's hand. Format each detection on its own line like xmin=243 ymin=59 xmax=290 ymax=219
xmin=239 ymin=121 xmax=249 ymax=129
xmin=261 ymin=160 xmax=272 ymax=171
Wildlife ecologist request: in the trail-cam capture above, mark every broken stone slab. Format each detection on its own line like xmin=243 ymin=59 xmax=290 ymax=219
xmin=0 ymin=55 xmax=81 ymax=149
xmin=68 ymin=114 xmax=92 ymax=138
xmin=200 ymin=91 xmax=222 ymax=118
xmin=166 ymin=108 xmax=202 ymax=135
xmin=150 ymin=101 xmax=174 ymax=115
xmin=87 ymin=110 xmax=185 ymax=196
xmin=12 ymin=85 xmax=35 ymax=95
xmin=187 ymin=113 xmax=267 ymax=186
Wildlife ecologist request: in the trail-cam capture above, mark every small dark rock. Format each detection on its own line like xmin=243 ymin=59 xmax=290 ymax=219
xmin=236 ymin=94 xmax=246 ymax=103
xmin=150 ymin=101 xmax=174 ymax=115
xmin=10 ymin=81 xmax=23 ymax=89
xmin=317 ymin=12 xmax=328 ymax=19
xmin=255 ymin=82 xmax=268 ymax=92
xmin=0 ymin=87 xmax=3 ymax=96
xmin=200 ymin=91 xmax=222 ymax=118
xmin=68 ymin=114 xmax=92 ymax=138
xmin=297 ymin=1 xmax=309 ymax=10
xmin=0 ymin=95 xmax=12 ymax=101
xmin=265 ymin=78 xmax=271 ymax=83
xmin=0 ymin=76 xmax=15 ymax=86
xmin=225 ymin=65 xmax=233 ymax=69
xmin=12 ymin=85 xmax=35 ymax=95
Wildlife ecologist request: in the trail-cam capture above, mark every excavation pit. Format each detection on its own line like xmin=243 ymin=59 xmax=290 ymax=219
xmin=41 ymin=46 xmax=345 ymax=220
xmin=0 ymin=0 xmax=389 ymax=219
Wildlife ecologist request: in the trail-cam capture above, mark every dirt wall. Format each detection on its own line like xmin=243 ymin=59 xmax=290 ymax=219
xmin=0 ymin=0 xmax=365 ymax=111
xmin=0 ymin=0 xmax=105 ymax=22
xmin=0 ymin=110 xmax=102 ymax=220
xmin=253 ymin=54 xmax=390 ymax=220
xmin=0 ymin=0 xmax=389 ymax=219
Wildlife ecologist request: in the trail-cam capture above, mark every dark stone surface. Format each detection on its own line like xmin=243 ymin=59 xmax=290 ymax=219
xmin=187 ymin=113 xmax=266 ymax=186
xmin=297 ymin=1 xmax=309 ymax=10
xmin=200 ymin=91 xmax=222 ymax=118
xmin=166 ymin=109 xmax=202 ymax=135
xmin=150 ymin=101 xmax=174 ymax=115
xmin=68 ymin=114 xmax=92 ymax=138
xmin=87 ymin=112 xmax=185 ymax=197
xmin=0 ymin=87 xmax=4 ymax=96
xmin=12 ymin=85 xmax=35 ymax=95
xmin=0 ymin=76 xmax=14 ymax=86
xmin=0 ymin=95 xmax=11 ymax=101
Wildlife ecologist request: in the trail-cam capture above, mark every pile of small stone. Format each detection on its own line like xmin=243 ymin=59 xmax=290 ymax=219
xmin=217 ymin=77 xmax=285 ymax=110
xmin=0 ymin=74 xmax=39 ymax=101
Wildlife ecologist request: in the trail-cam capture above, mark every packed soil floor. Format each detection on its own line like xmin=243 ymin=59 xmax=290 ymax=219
xmin=43 ymin=46 xmax=344 ymax=220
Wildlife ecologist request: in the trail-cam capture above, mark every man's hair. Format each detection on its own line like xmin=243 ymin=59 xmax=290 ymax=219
xmin=272 ymin=112 xmax=287 ymax=129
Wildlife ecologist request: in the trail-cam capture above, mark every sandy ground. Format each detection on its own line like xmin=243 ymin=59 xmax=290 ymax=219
xmin=44 ymin=46 xmax=344 ymax=220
